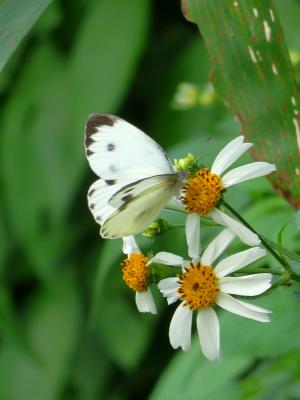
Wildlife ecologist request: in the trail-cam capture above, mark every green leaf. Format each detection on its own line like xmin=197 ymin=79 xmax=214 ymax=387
xmin=0 ymin=272 xmax=82 ymax=400
xmin=295 ymin=210 xmax=300 ymax=231
xmin=70 ymin=331 xmax=112 ymax=400
xmin=274 ymin=0 xmax=300 ymax=51
xmin=182 ymin=0 xmax=300 ymax=209
xmin=221 ymin=287 xmax=300 ymax=358
xmin=0 ymin=204 xmax=8 ymax=276
xmin=239 ymin=349 xmax=300 ymax=399
xmin=0 ymin=43 xmax=67 ymax=280
xmin=0 ymin=0 xmax=52 ymax=72
xmin=0 ymin=284 xmax=34 ymax=358
xmin=68 ymin=0 xmax=150 ymax=144
xmin=150 ymin=348 xmax=249 ymax=400
xmin=277 ymin=223 xmax=288 ymax=258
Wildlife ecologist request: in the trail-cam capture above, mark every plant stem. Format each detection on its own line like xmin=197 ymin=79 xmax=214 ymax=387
xmin=221 ymin=200 xmax=292 ymax=272
xmin=235 ymin=267 xmax=281 ymax=275
xmin=261 ymin=236 xmax=300 ymax=263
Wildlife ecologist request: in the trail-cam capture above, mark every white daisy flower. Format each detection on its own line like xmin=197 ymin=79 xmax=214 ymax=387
xmin=175 ymin=136 xmax=276 ymax=253
xmin=158 ymin=228 xmax=272 ymax=361
xmin=122 ymin=236 xmax=184 ymax=314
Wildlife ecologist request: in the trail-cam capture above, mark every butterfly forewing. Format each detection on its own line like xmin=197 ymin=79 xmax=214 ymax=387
xmin=85 ymin=113 xmax=174 ymax=180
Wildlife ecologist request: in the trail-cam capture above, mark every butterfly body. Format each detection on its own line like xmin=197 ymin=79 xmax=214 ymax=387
xmin=85 ymin=114 xmax=184 ymax=238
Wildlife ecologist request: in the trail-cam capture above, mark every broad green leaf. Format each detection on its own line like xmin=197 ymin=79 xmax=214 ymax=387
xmin=274 ymin=0 xmax=300 ymax=51
xmin=31 ymin=1 xmax=61 ymax=35
xmin=295 ymin=210 xmax=300 ymax=231
xmin=221 ymin=287 xmax=300 ymax=358
xmin=238 ymin=349 xmax=300 ymax=400
xmin=150 ymin=348 xmax=249 ymax=400
xmin=0 ymin=43 xmax=67 ymax=280
xmin=0 ymin=272 xmax=82 ymax=400
xmin=69 ymin=0 xmax=150 ymax=115
xmin=0 ymin=284 xmax=34 ymax=357
xmin=0 ymin=0 xmax=52 ymax=72
xmin=0 ymin=204 xmax=7 ymax=276
xmin=182 ymin=0 xmax=300 ymax=209
xmin=70 ymin=331 xmax=112 ymax=400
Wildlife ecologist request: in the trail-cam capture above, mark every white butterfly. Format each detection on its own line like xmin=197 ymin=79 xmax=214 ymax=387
xmin=85 ymin=113 xmax=184 ymax=239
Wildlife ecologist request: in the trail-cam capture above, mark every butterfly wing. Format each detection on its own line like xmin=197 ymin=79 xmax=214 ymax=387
xmin=108 ymin=174 xmax=178 ymax=209
xmin=87 ymin=178 xmax=124 ymax=225
xmin=85 ymin=113 xmax=174 ymax=181
xmin=85 ymin=113 xmax=182 ymax=238
xmin=101 ymin=175 xmax=180 ymax=238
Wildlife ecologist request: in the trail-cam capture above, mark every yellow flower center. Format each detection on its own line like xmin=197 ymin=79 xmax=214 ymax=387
xmin=122 ymin=253 xmax=150 ymax=292
xmin=181 ymin=168 xmax=223 ymax=215
xmin=178 ymin=263 xmax=219 ymax=311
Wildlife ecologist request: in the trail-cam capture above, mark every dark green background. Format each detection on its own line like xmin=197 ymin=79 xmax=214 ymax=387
xmin=0 ymin=0 xmax=300 ymax=399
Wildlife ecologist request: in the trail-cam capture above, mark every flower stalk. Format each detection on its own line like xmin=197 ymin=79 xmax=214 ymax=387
xmin=220 ymin=200 xmax=292 ymax=273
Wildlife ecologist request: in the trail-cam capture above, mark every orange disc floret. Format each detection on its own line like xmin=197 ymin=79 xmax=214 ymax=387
xmin=122 ymin=253 xmax=150 ymax=292
xmin=181 ymin=168 xmax=223 ymax=215
xmin=178 ymin=262 xmax=219 ymax=311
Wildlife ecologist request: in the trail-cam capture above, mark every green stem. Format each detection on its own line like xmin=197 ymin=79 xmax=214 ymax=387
xmin=167 ymin=202 xmax=300 ymax=262
xmin=290 ymin=272 xmax=300 ymax=283
xmin=261 ymin=236 xmax=300 ymax=263
xmin=149 ymin=263 xmax=181 ymax=283
xmin=171 ymin=224 xmax=185 ymax=229
xmin=235 ymin=267 xmax=281 ymax=276
xmin=221 ymin=200 xmax=292 ymax=272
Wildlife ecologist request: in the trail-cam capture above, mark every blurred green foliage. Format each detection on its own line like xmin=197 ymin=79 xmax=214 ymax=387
xmin=0 ymin=1 xmax=299 ymax=399
xmin=184 ymin=0 xmax=300 ymax=207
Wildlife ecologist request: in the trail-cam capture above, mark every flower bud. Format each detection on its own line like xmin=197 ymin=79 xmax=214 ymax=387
xmin=174 ymin=153 xmax=198 ymax=173
xmin=143 ymin=219 xmax=171 ymax=238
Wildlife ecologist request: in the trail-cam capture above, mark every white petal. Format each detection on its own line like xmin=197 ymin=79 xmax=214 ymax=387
xmin=214 ymin=247 xmax=266 ymax=277
xmin=186 ymin=213 xmax=200 ymax=259
xmin=219 ymin=273 xmax=272 ymax=296
xmin=158 ymin=277 xmax=180 ymax=304
xmin=201 ymin=228 xmax=235 ymax=266
xmin=210 ymin=208 xmax=260 ymax=246
xmin=122 ymin=236 xmax=140 ymax=255
xmin=167 ymin=295 xmax=181 ymax=305
xmin=169 ymin=303 xmax=193 ymax=351
xmin=196 ymin=308 xmax=220 ymax=361
xmin=158 ymin=277 xmax=179 ymax=291
xmin=222 ymin=162 xmax=277 ymax=187
xmin=135 ymin=288 xmax=157 ymax=314
xmin=211 ymin=136 xmax=253 ymax=175
xmin=149 ymin=252 xmax=184 ymax=266
xmin=216 ymin=292 xmax=271 ymax=322
xmin=235 ymin=299 xmax=272 ymax=314
xmin=166 ymin=196 xmax=186 ymax=212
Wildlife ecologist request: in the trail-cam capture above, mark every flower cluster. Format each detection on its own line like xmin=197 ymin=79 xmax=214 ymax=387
xmin=118 ymin=137 xmax=276 ymax=361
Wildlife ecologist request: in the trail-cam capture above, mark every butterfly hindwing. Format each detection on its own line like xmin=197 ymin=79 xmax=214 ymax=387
xmin=101 ymin=175 xmax=180 ymax=238
xmin=87 ymin=177 xmax=133 ymax=225
xmin=108 ymin=174 xmax=177 ymax=209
